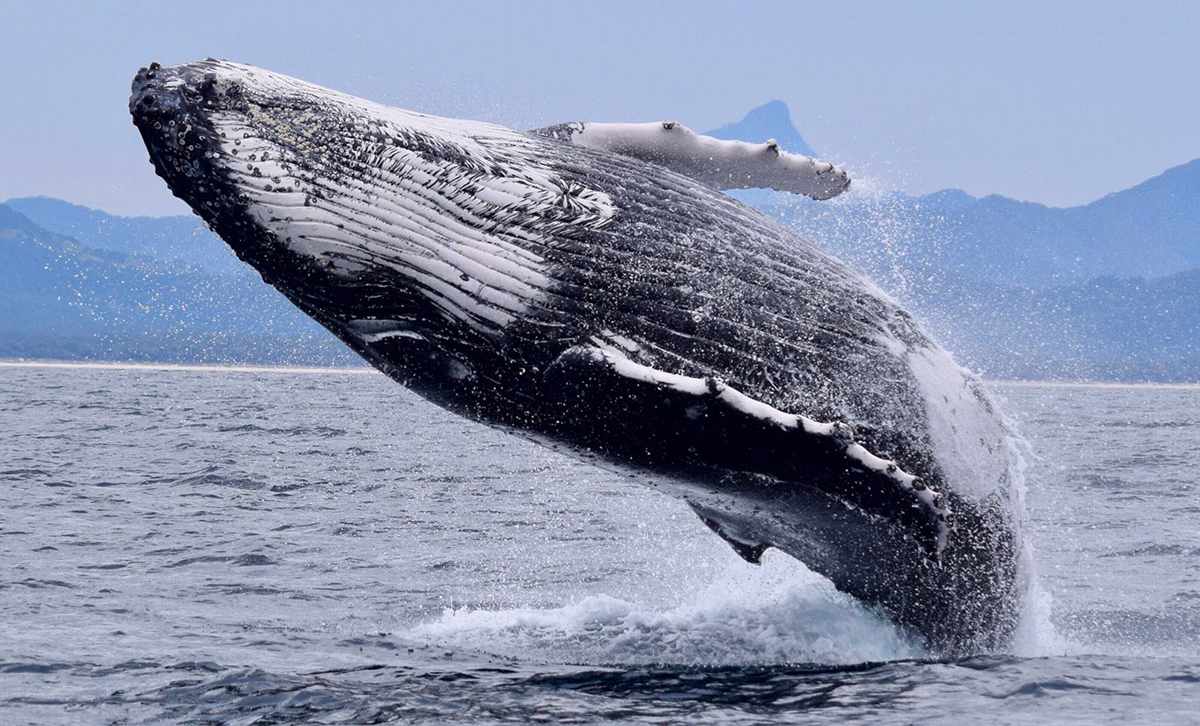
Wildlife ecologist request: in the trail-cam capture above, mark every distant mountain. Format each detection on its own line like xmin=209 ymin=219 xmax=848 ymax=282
xmin=0 ymin=203 xmax=354 ymax=365
xmin=750 ymin=158 xmax=1200 ymax=288
xmin=5 ymin=196 xmax=242 ymax=275
xmin=913 ymin=271 xmax=1200 ymax=382
xmin=704 ymin=100 xmax=817 ymax=157
xmin=704 ymin=101 xmax=1200 ymax=381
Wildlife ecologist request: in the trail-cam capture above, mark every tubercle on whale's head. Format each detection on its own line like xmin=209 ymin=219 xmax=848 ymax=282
xmin=129 ymin=60 xmax=608 ymax=390
xmin=130 ymin=59 xmax=356 ymax=288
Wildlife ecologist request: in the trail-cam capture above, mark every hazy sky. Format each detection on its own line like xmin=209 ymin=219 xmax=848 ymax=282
xmin=2 ymin=0 xmax=1197 ymax=216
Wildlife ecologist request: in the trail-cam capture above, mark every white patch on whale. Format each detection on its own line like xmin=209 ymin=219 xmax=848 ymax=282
xmin=543 ymin=120 xmax=851 ymax=200
xmin=198 ymin=63 xmax=621 ymax=336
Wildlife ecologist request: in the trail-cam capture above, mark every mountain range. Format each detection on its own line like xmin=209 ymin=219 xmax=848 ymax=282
xmin=0 ymin=201 xmax=353 ymax=365
xmin=754 ymin=159 xmax=1200 ymax=288
xmin=1 ymin=101 xmax=1196 ymax=380
xmin=717 ymin=101 xmax=1200 ymax=287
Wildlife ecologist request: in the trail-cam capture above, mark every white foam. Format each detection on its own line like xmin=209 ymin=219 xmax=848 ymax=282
xmin=407 ymin=553 xmax=923 ymax=666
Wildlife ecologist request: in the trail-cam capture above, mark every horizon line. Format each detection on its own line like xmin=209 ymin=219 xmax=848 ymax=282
xmin=0 ymin=359 xmax=378 ymax=376
xmin=2 ymin=358 xmax=1196 ymax=389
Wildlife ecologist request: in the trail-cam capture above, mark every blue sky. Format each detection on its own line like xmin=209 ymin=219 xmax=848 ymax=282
xmin=2 ymin=0 xmax=1197 ymax=215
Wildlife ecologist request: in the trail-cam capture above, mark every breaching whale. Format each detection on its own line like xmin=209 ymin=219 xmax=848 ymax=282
xmin=130 ymin=59 xmax=1022 ymax=655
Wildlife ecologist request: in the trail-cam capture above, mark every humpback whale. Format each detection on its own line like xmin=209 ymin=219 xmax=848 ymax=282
xmin=130 ymin=59 xmax=1022 ymax=655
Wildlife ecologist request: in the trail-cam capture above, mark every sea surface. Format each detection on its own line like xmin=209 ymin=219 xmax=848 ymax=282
xmin=1 ymin=362 xmax=1198 ymax=724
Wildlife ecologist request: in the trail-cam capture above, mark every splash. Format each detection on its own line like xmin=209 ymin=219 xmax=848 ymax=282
xmin=750 ymin=179 xmax=1065 ymax=658
xmin=996 ymin=393 xmax=1067 ymax=657
xmin=407 ymin=554 xmax=923 ymax=667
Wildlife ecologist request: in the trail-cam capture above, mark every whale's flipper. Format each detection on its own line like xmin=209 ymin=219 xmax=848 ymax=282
xmin=530 ymin=121 xmax=851 ymax=200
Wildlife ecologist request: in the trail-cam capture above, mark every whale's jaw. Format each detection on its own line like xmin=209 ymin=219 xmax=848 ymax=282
xmin=128 ymin=59 xmax=574 ymax=417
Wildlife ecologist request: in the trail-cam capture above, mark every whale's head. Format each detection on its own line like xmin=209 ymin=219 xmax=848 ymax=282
xmin=131 ymin=59 xmax=615 ymax=405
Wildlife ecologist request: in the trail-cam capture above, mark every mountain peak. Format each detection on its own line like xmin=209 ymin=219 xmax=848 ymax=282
xmin=704 ymin=100 xmax=817 ymax=157
xmin=0 ymin=202 xmax=43 ymax=236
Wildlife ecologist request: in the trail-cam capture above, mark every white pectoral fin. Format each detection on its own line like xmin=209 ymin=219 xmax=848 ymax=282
xmin=534 ymin=121 xmax=850 ymax=200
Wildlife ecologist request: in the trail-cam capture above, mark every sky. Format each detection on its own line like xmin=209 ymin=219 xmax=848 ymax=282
xmin=2 ymin=0 xmax=1198 ymax=216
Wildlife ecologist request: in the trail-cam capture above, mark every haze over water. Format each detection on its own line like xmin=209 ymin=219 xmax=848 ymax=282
xmin=1 ymin=363 xmax=1198 ymax=723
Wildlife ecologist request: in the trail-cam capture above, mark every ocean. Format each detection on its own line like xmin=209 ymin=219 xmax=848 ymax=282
xmin=1 ymin=362 xmax=1198 ymax=724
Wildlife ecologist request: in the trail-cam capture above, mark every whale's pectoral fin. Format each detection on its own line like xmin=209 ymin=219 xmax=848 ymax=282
xmin=530 ymin=121 xmax=850 ymax=200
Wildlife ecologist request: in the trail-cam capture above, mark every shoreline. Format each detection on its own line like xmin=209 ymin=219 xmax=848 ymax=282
xmin=0 ymin=359 xmax=379 ymax=376
xmin=989 ymin=378 xmax=1200 ymax=390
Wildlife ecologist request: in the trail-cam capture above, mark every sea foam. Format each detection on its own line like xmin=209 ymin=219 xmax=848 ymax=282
xmin=407 ymin=553 xmax=923 ymax=666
